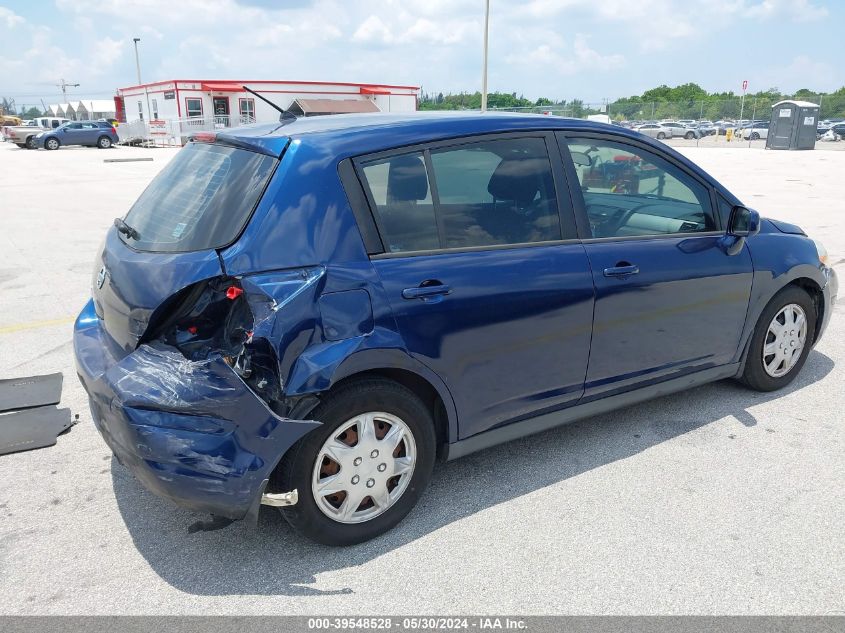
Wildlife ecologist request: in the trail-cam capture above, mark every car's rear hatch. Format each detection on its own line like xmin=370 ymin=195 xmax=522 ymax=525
xmin=92 ymin=139 xmax=280 ymax=354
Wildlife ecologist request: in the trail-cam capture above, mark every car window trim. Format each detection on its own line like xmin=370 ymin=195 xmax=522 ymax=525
xmin=370 ymin=237 xmax=582 ymax=260
xmin=351 ymin=130 xmax=579 ymax=258
xmin=555 ymin=130 xmax=723 ymax=240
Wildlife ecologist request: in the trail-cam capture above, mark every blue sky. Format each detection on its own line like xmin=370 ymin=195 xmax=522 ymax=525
xmin=1 ymin=0 xmax=842 ymax=110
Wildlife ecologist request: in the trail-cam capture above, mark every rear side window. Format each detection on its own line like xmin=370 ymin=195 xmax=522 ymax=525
xmin=121 ymin=142 xmax=277 ymax=253
xmin=359 ymin=136 xmax=563 ymax=254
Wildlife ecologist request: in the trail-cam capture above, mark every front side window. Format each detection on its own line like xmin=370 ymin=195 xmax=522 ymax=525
xmin=566 ymin=138 xmax=716 ymax=238
xmin=360 ymin=137 xmax=563 ymax=254
xmin=186 ymin=98 xmax=203 ymax=118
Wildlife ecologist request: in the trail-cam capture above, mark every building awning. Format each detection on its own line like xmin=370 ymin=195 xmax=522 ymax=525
xmin=200 ymin=82 xmax=243 ymax=92
xmin=289 ymin=98 xmax=380 ymax=116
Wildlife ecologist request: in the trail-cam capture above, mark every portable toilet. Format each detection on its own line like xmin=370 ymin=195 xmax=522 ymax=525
xmin=766 ymin=100 xmax=819 ymax=150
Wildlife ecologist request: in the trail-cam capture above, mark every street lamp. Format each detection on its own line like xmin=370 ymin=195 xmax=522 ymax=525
xmin=132 ymin=37 xmax=152 ymax=122
xmin=481 ymin=0 xmax=490 ymax=113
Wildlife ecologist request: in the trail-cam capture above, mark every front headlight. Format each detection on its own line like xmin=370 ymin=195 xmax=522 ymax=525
xmin=812 ymin=238 xmax=829 ymax=267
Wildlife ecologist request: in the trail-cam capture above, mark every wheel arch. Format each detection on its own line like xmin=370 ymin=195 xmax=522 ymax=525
xmin=286 ymin=347 xmax=459 ymax=451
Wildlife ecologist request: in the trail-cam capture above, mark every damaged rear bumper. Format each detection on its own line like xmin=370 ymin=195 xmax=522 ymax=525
xmin=73 ymin=299 xmax=319 ymax=520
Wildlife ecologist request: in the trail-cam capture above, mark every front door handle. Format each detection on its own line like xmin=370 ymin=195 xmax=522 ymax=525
xmin=603 ymin=264 xmax=639 ymax=278
xmin=402 ymin=284 xmax=452 ymax=300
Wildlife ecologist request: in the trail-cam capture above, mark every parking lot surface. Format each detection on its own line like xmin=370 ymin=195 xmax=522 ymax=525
xmin=0 ymin=142 xmax=843 ymax=615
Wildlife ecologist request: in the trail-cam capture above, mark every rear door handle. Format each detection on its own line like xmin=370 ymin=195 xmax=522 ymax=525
xmin=402 ymin=284 xmax=452 ymax=300
xmin=603 ymin=264 xmax=639 ymax=278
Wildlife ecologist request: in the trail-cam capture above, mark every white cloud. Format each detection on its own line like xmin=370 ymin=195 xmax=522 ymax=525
xmin=509 ymin=33 xmax=625 ymax=75
xmin=0 ymin=6 xmax=25 ymax=28
xmin=352 ymin=15 xmax=395 ymax=44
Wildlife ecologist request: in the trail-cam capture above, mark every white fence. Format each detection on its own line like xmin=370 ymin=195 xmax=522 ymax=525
xmin=117 ymin=114 xmax=257 ymax=146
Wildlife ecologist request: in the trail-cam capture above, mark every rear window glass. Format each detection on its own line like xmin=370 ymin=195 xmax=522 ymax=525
xmin=121 ymin=142 xmax=277 ymax=252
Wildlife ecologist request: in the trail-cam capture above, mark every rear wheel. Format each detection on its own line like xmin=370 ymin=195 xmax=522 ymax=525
xmin=739 ymin=286 xmax=816 ymax=392
xmin=275 ymin=378 xmax=436 ymax=545
xmin=685 ymin=131 xmax=695 ymax=139
xmin=656 ymin=132 xmax=666 ymax=140
xmin=45 ymin=137 xmax=60 ymax=150
xmin=97 ymin=135 xmax=112 ymax=149
xmin=750 ymin=132 xmax=760 ymax=141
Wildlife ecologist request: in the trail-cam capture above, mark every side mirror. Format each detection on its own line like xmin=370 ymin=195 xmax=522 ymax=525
xmin=721 ymin=206 xmax=760 ymax=256
xmin=728 ymin=206 xmax=760 ymax=237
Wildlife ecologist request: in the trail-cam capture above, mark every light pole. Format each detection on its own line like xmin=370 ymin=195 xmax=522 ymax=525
xmin=480 ymin=0 xmax=490 ymax=112
xmin=133 ymin=37 xmax=152 ymax=122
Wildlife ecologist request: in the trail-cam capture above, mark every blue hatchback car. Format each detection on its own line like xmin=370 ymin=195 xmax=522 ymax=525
xmin=37 ymin=120 xmax=118 ymax=150
xmin=74 ymin=112 xmax=837 ymax=545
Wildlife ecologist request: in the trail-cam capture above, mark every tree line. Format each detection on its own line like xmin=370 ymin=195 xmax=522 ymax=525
xmin=419 ymin=83 xmax=845 ymax=120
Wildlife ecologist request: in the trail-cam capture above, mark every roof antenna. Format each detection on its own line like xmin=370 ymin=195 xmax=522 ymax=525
xmin=242 ymin=85 xmax=297 ymax=125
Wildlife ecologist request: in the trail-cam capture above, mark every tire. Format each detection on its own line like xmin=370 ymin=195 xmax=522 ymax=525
xmin=275 ymin=377 xmax=436 ymax=545
xmin=14 ymin=143 xmax=25 ymax=148
xmin=656 ymin=132 xmax=666 ymax=140
xmin=97 ymin=135 xmax=112 ymax=149
xmin=750 ymin=132 xmax=760 ymax=141
xmin=45 ymin=137 xmax=60 ymax=150
xmin=739 ymin=286 xmax=816 ymax=392
xmin=25 ymin=136 xmax=36 ymax=149
xmin=685 ymin=131 xmax=695 ymax=139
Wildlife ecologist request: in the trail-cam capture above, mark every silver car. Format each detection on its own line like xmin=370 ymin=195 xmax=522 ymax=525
xmin=635 ymin=123 xmax=672 ymax=140
xmin=659 ymin=122 xmax=702 ymax=139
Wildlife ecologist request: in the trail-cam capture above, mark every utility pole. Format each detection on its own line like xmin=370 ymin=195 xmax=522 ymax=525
xmin=480 ymin=0 xmax=490 ymax=113
xmin=56 ymin=79 xmax=79 ymax=101
xmin=133 ymin=37 xmax=152 ymax=122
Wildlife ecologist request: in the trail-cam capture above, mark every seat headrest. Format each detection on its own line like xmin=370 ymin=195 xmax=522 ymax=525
xmin=387 ymin=154 xmax=429 ymax=203
xmin=487 ymin=157 xmax=545 ymax=205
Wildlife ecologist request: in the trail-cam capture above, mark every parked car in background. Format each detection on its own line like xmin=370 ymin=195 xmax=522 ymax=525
xmin=677 ymin=119 xmax=696 ymax=126
xmin=660 ymin=122 xmax=702 ymax=139
xmin=74 ymin=112 xmax=836 ymax=545
xmin=4 ymin=117 xmax=69 ymax=148
xmin=740 ymin=122 xmax=770 ymax=141
xmin=696 ymin=122 xmax=717 ymax=136
xmin=635 ymin=123 xmax=672 ymax=139
xmin=36 ymin=121 xmax=118 ymax=150
xmin=716 ymin=121 xmax=735 ymax=135
xmin=829 ymin=123 xmax=845 ymax=139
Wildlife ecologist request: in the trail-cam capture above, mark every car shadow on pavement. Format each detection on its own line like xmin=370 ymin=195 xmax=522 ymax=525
xmin=112 ymin=350 xmax=834 ymax=597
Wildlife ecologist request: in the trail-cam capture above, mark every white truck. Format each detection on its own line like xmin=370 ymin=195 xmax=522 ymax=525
xmin=5 ymin=117 xmax=69 ymax=149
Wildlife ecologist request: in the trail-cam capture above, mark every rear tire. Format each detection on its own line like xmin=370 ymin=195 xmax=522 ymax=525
xmin=656 ymin=132 xmax=666 ymax=140
xmin=685 ymin=131 xmax=695 ymax=139
xmin=97 ymin=135 xmax=112 ymax=149
xmin=739 ymin=286 xmax=816 ymax=392
xmin=750 ymin=132 xmax=760 ymax=141
xmin=275 ymin=377 xmax=436 ymax=545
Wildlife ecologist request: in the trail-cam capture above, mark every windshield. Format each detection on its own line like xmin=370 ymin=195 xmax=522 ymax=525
xmin=120 ymin=142 xmax=277 ymax=253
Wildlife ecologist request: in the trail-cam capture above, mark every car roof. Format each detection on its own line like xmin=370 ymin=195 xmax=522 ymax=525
xmin=214 ymin=111 xmax=651 ymax=158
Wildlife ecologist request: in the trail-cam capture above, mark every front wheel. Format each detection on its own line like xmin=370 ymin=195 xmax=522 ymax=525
xmin=25 ymin=136 xmax=36 ymax=149
xmin=274 ymin=378 xmax=436 ymax=545
xmin=685 ymin=131 xmax=695 ymax=139
xmin=750 ymin=132 xmax=760 ymax=141
xmin=45 ymin=137 xmax=60 ymax=150
xmin=739 ymin=286 xmax=816 ymax=392
xmin=97 ymin=135 xmax=112 ymax=149
xmin=656 ymin=132 xmax=666 ymax=140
